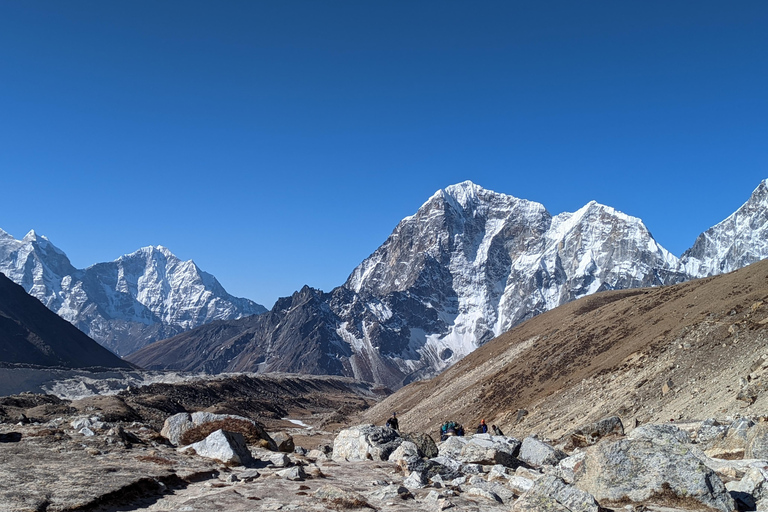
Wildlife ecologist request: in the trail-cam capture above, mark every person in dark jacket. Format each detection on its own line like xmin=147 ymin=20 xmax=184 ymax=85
xmin=492 ymin=424 xmax=504 ymax=436
xmin=476 ymin=419 xmax=488 ymax=434
xmin=386 ymin=412 xmax=399 ymax=431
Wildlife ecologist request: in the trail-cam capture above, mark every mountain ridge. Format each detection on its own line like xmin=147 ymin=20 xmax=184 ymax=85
xmin=130 ymin=180 xmax=768 ymax=388
xmin=0 ymin=234 xmax=266 ymax=356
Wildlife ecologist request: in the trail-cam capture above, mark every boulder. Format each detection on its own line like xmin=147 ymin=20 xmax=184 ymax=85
xmin=403 ymin=470 xmax=428 ymax=489
xmin=702 ymin=418 xmax=754 ymax=459
xmin=465 ymin=475 xmax=515 ymax=503
xmin=518 ymin=436 xmax=567 ymax=468
xmin=368 ymin=484 xmax=412 ymax=501
xmin=388 ymin=441 xmax=420 ymax=462
xmin=181 ymin=429 xmax=254 ymax=466
xmin=271 ymin=431 xmax=295 ymax=453
xmin=509 ymin=475 xmax=535 ymax=495
xmin=747 ymin=422 xmax=768 ymax=459
xmin=556 ymin=451 xmax=587 ymax=484
xmin=513 ymin=474 xmax=600 ymax=512
xmin=627 ymin=423 xmax=691 ymax=445
xmin=696 ymin=418 xmax=729 ymax=444
xmin=268 ymin=452 xmax=291 ymax=467
xmin=276 ymin=466 xmax=306 ymax=481
xmin=572 ymin=438 xmax=735 ymax=512
xmin=161 ymin=411 xmax=277 ymax=450
xmin=332 ymin=424 xmax=402 ymax=462
xmin=437 ymin=434 xmax=520 ymax=467
xmin=161 ymin=412 xmax=192 ymax=446
xmin=401 ymin=431 xmax=438 ymax=458
xmin=567 ymin=416 xmax=624 ymax=448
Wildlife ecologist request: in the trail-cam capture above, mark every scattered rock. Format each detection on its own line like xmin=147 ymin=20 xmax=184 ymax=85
xmin=513 ymin=474 xmax=600 ymax=512
xmin=271 ymin=431 xmax=294 ymax=453
xmin=518 ymin=436 xmax=567 ymax=467
xmin=181 ymin=429 xmax=255 ymax=466
xmin=332 ymin=424 xmax=402 ymax=461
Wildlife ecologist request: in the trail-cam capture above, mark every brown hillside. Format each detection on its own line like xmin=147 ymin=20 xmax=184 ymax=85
xmin=360 ymin=259 xmax=768 ymax=441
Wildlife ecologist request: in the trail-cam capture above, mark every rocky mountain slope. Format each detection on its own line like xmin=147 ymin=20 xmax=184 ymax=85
xmin=0 ymin=231 xmax=266 ymax=355
xmin=0 ymin=272 xmax=132 ymax=368
xmin=131 ymin=180 xmax=768 ymax=389
xmin=361 ymin=258 xmax=768 ymax=442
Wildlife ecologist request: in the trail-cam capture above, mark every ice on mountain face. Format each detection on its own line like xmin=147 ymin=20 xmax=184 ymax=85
xmin=682 ymin=179 xmax=768 ymax=277
xmin=0 ymin=232 xmax=266 ymax=355
xmin=335 ymin=181 xmax=695 ymax=387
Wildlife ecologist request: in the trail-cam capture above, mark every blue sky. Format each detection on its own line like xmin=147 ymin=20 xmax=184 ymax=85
xmin=1 ymin=1 xmax=766 ymax=308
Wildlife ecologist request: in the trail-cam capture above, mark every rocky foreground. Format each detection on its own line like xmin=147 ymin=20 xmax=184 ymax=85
xmin=2 ymin=394 xmax=768 ymax=512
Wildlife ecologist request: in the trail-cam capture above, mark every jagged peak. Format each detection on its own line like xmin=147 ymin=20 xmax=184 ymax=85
xmin=22 ymin=229 xmax=39 ymax=242
xmin=0 ymin=228 xmax=13 ymax=240
xmin=120 ymin=245 xmax=179 ymax=263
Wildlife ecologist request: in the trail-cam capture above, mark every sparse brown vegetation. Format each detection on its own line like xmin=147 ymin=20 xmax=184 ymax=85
xmin=179 ymin=418 xmax=264 ymax=446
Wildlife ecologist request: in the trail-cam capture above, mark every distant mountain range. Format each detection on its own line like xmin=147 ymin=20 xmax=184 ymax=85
xmin=0 ymin=271 xmax=132 ymax=368
xmin=127 ymin=179 xmax=768 ymax=389
xmin=0 ymin=234 xmax=266 ymax=356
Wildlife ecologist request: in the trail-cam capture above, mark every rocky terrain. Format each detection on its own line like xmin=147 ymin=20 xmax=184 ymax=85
xmin=127 ymin=180 xmax=768 ymax=390
xmin=361 ymin=258 xmax=768 ymax=443
xmin=0 ymin=231 xmax=265 ymax=355
xmin=4 ymin=260 xmax=768 ymax=510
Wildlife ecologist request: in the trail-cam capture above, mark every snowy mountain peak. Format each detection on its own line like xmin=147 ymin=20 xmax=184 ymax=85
xmin=681 ymin=178 xmax=768 ymax=277
xmin=0 ymin=229 xmax=266 ymax=355
xmin=22 ymin=229 xmax=40 ymax=242
xmin=441 ymin=180 xmax=485 ymax=206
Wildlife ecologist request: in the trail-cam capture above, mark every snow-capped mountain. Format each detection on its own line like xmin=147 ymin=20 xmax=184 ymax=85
xmin=681 ymin=179 xmax=768 ymax=277
xmin=0 ymin=230 xmax=266 ymax=355
xmin=130 ymin=181 xmax=695 ymax=388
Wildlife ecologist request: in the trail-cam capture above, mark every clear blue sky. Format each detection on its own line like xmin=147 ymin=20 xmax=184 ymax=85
xmin=1 ymin=1 xmax=766 ymax=308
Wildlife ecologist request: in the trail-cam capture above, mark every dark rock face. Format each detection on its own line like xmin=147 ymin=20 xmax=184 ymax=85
xmin=0 ymin=272 xmax=133 ymax=369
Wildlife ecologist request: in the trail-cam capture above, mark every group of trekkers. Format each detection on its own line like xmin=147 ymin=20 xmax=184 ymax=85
xmin=385 ymin=412 xmax=504 ymax=441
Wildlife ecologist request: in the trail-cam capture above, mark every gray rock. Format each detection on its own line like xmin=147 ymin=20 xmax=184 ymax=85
xmin=403 ymin=470 xmax=427 ymax=489
xmin=307 ymin=449 xmax=328 ymax=459
xmin=627 ymin=423 xmax=691 ymax=445
xmin=401 ymin=431 xmax=439 ymax=458
xmin=268 ymin=452 xmax=291 ymax=467
xmin=509 ymin=475 xmax=535 ymax=495
xmin=518 ymin=436 xmax=567 ymax=467
xmin=160 ymin=412 xmax=192 ymax=446
xmin=182 ymin=429 xmax=254 ymax=466
xmin=567 ymin=416 xmax=624 ymax=447
xmin=235 ymin=468 xmax=261 ymax=482
xmin=572 ymin=437 xmax=735 ymax=512
xmin=270 ymin=431 xmax=295 ymax=453
xmin=513 ymin=474 xmax=600 ymax=512
xmin=275 ymin=465 xmax=306 ymax=481
xmin=437 ymin=434 xmax=520 ymax=467
xmin=556 ymin=451 xmax=587 ymax=484
xmin=368 ymin=484 xmax=412 ymax=501
xmin=465 ymin=486 xmax=502 ymax=503
xmin=388 ymin=441 xmax=419 ymax=462
xmin=162 ymin=411 xmax=277 ymax=450
xmin=332 ymin=424 xmax=402 ymax=462
xmin=696 ymin=418 xmax=729 ymax=444
xmin=465 ymin=475 xmax=515 ymax=503
xmin=747 ymin=422 xmax=768 ymax=459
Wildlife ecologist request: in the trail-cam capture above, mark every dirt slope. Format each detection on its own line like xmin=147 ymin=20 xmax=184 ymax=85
xmin=361 ymin=259 xmax=768 ymax=441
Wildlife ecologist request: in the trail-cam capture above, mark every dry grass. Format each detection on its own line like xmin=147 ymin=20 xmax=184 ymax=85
xmin=179 ymin=418 xmax=264 ymax=446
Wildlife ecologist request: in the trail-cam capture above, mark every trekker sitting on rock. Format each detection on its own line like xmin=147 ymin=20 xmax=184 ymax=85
xmin=492 ymin=424 xmax=504 ymax=436
xmin=385 ymin=412 xmax=399 ymax=431
xmin=476 ymin=419 xmax=488 ymax=434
